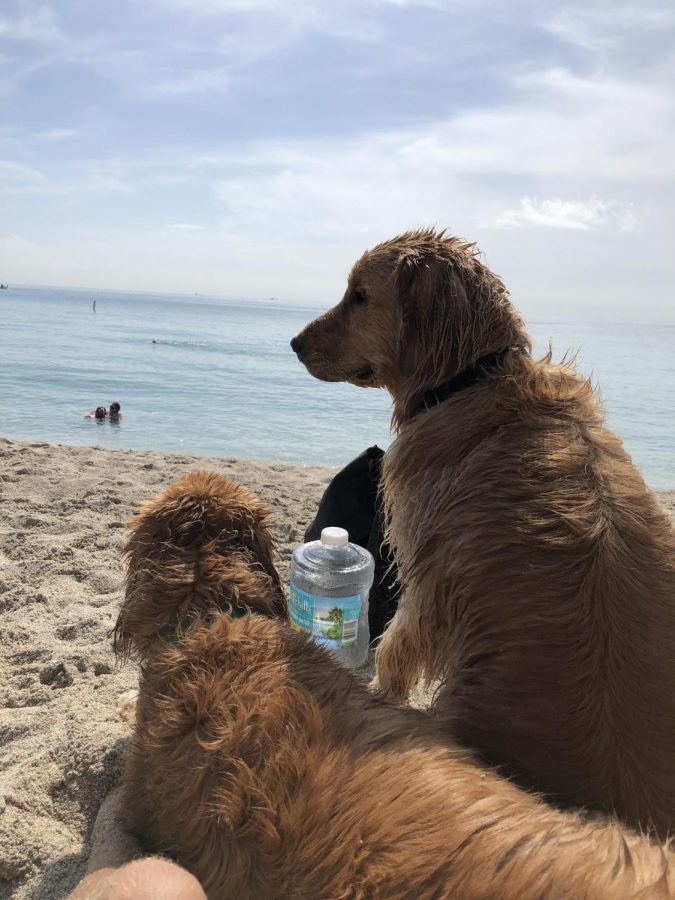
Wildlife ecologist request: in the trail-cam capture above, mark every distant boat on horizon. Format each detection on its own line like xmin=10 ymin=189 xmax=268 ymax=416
xmin=0 ymin=284 xmax=8 ymax=289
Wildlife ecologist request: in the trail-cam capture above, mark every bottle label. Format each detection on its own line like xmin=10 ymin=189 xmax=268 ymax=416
xmin=289 ymin=583 xmax=361 ymax=649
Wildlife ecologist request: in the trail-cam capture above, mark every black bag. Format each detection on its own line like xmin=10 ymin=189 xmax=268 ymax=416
xmin=304 ymin=446 xmax=400 ymax=642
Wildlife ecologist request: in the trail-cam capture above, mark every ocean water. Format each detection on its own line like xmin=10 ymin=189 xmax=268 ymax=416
xmin=1 ymin=285 xmax=673 ymax=488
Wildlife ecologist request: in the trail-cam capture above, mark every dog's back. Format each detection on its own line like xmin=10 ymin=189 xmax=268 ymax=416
xmin=116 ymin=471 xmax=675 ymax=898
xmin=291 ymin=228 xmax=675 ymax=840
xmin=382 ymin=354 xmax=675 ymax=837
xmin=121 ymin=612 xmax=675 ymax=900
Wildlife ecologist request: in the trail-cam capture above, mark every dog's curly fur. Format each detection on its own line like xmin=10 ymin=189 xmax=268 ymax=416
xmin=292 ymin=229 xmax=675 ymax=840
xmin=114 ymin=471 xmax=675 ymax=899
xmin=113 ymin=471 xmax=286 ymax=662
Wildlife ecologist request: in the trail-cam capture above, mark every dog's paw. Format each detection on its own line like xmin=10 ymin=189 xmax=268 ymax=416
xmin=370 ymin=660 xmax=415 ymax=703
xmin=369 ymin=673 xmax=395 ymax=697
xmin=369 ymin=673 xmax=404 ymax=702
xmin=116 ymin=689 xmax=138 ymax=727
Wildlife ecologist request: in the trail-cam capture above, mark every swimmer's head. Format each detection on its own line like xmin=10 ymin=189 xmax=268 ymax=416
xmin=95 ymin=407 xmax=107 ymax=419
xmin=110 ymin=402 xmax=121 ymax=415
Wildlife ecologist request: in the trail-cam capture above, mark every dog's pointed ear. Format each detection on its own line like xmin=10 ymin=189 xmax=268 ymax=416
xmin=394 ymin=249 xmax=471 ymax=380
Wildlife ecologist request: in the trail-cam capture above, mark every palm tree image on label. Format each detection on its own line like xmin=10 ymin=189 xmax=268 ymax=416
xmin=289 ymin=583 xmax=361 ymax=649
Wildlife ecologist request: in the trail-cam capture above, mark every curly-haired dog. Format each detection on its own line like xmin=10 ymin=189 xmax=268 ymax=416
xmin=291 ymin=229 xmax=675 ymax=840
xmin=113 ymin=471 xmax=675 ymax=899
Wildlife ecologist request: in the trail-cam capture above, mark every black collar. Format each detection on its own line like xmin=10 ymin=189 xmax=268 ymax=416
xmin=417 ymin=347 xmax=524 ymax=416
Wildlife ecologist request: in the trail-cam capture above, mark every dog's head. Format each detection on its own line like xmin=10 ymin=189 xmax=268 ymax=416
xmin=113 ymin=471 xmax=286 ymax=662
xmin=290 ymin=229 xmax=529 ymax=419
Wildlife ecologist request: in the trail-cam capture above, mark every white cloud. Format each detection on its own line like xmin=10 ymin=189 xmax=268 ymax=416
xmin=481 ymin=197 xmax=639 ymax=232
xmin=0 ymin=4 xmax=61 ymax=43
xmin=546 ymin=3 xmax=675 ymax=52
xmin=138 ymin=67 xmax=236 ymax=97
xmin=36 ymin=127 xmax=78 ymax=141
xmin=2 ymin=0 xmax=674 ymax=322
xmin=545 ymin=11 xmax=615 ymax=53
xmin=0 ymin=159 xmax=49 ymax=185
xmin=0 ymin=55 xmax=54 ymax=98
xmin=149 ymin=0 xmax=305 ymax=10
xmin=203 ymin=60 xmax=672 ymax=235
xmin=164 ymin=222 xmax=207 ymax=230
xmin=0 ymin=232 xmax=38 ymax=253
xmin=80 ymin=161 xmax=135 ymax=194
xmin=367 ymin=0 xmax=456 ymax=7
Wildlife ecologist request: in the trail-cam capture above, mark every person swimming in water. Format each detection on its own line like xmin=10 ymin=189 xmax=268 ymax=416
xmin=85 ymin=406 xmax=107 ymax=419
xmin=85 ymin=403 xmax=121 ymax=420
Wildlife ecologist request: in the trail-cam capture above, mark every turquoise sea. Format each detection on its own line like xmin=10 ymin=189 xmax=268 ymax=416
xmin=1 ymin=285 xmax=673 ymax=488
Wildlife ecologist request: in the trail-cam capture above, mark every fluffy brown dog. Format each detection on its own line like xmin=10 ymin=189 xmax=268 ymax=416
xmin=291 ymin=229 xmax=675 ymax=840
xmin=113 ymin=471 xmax=675 ymax=899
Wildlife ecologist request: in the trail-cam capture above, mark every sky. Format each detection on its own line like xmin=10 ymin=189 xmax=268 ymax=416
xmin=1 ymin=0 xmax=674 ymax=321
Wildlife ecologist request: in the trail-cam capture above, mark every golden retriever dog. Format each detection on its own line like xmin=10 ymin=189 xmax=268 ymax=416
xmin=112 ymin=471 xmax=675 ymax=899
xmin=291 ymin=229 xmax=675 ymax=840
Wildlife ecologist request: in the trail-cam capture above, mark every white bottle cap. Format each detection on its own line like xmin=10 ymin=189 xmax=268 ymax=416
xmin=321 ymin=526 xmax=349 ymax=547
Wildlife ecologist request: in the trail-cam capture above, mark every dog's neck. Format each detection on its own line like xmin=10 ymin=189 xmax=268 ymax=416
xmin=165 ymin=593 xmax=248 ymax=644
xmin=411 ymin=346 xmax=527 ymax=419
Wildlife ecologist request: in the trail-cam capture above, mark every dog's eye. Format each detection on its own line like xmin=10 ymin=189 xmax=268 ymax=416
xmin=352 ymin=290 xmax=367 ymax=306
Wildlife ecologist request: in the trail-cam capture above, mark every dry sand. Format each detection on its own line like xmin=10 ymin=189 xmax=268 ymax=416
xmin=1 ymin=436 xmax=673 ymax=899
xmin=0 ymin=437 xmax=335 ymax=899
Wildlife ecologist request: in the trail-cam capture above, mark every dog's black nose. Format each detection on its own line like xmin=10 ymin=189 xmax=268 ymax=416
xmin=290 ymin=335 xmax=304 ymax=355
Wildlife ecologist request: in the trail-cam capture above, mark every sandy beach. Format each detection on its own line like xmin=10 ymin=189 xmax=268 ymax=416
xmin=0 ymin=437 xmax=336 ymax=899
xmin=1 ymin=436 xmax=673 ymax=899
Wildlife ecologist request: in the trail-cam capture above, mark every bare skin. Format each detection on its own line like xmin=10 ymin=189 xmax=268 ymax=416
xmin=69 ymin=858 xmax=206 ymax=900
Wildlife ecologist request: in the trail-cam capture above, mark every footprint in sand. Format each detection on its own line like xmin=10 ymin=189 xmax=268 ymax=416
xmin=57 ymin=620 xmax=100 ymax=641
xmin=10 ymin=647 xmax=51 ymax=666
xmin=3 ymin=689 xmax=51 ymax=708
xmin=22 ymin=516 xmax=46 ymax=528
xmin=59 ymin=567 xmax=87 ymax=582
xmin=89 ymin=572 xmax=121 ymax=595
xmin=39 ymin=662 xmax=75 ymax=689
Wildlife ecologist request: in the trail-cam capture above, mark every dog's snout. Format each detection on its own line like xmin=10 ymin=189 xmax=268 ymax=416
xmin=290 ymin=335 xmax=304 ymax=356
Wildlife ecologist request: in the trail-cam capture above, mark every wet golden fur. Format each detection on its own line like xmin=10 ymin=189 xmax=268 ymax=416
xmin=292 ymin=229 xmax=675 ymax=839
xmin=113 ymin=472 xmax=675 ymax=898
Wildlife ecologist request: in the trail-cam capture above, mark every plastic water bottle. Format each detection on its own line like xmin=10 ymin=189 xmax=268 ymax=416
xmin=289 ymin=527 xmax=375 ymax=668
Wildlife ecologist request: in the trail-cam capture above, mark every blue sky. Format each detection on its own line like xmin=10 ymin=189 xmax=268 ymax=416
xmin=1 ymin=0 xmax=674 ymax=321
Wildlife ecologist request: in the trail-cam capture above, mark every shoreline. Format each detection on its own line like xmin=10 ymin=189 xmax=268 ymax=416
xmin=0 ymin=431 xmax=345 ymax=473
xmin=1 ymin=437 xmax=673 ymax=898
xmin=2 ymin=433 xmax=674 ymax=493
